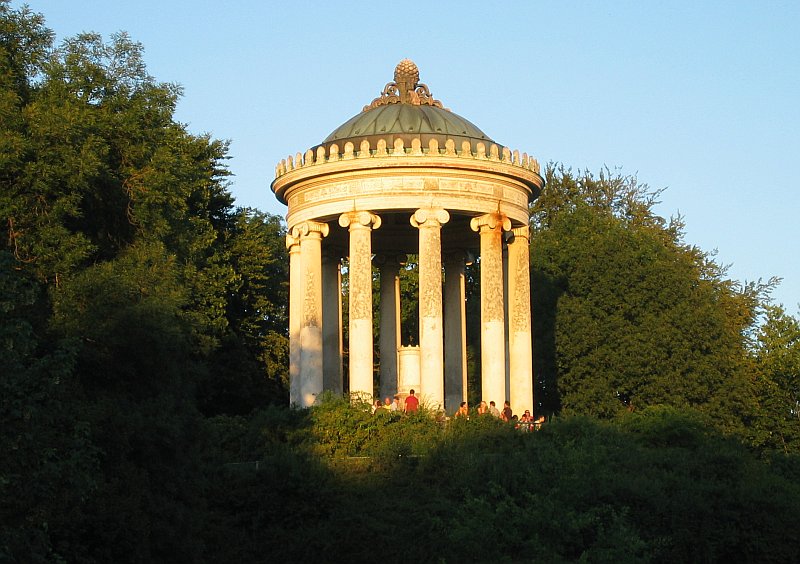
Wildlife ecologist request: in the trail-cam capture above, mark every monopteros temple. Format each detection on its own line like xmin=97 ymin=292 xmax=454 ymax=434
xmin=271 ymin=60 xmax=543 ymax=414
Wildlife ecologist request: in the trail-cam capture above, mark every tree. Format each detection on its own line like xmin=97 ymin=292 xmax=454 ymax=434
xmin=1 ymin=4 xmax=291 ymax=558
xmin=0 ymin=251 xmax=100 ymax=562
xmin=751 ymin=305 xmax=800 ymax=453
xmin=530 ymin=165 xmax=761 ymax=432
xmin=201 ymin=208 xmax=290 ymax=415
xmin=46 ymin=240 xmax=209 ymax=562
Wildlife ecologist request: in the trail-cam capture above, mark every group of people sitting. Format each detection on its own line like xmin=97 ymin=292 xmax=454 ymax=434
xmin=371 ymin=393 xmax=545 ymax=430
xmin=371 ymin=389 xmax=421 ymax=415
xmin=516 ymin=408 xmax=546 ymax=431
xmin=453 ymin=400 xmax=546 ymax=429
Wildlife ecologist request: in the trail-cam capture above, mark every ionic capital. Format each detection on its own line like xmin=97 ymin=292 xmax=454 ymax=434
xmin=410 ymin=207 xmax=450 ymax=229
xmin=511 ymin=225 xmax=530 ymax=242
xmin=286 ymin=233 xmax=300 ymax=252
xmin=470 ymin=212 xmax=511 ymax=233
xmin=290 ymin=220 xmax=330 ymax=240
xmin=338 ymin=210 xmax=382 ymax=231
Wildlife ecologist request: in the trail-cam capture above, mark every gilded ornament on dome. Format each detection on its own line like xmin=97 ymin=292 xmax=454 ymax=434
xmin=363 ymin=59 xmax=446 ymax=112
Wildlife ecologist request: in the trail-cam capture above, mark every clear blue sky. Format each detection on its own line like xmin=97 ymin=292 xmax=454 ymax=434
xmin=14 ymin=0 xmax=800 ymax=312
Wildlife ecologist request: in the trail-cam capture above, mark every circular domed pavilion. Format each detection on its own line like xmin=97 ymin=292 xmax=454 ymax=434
xmin=272 ymin=60 xmax=543 ymax=413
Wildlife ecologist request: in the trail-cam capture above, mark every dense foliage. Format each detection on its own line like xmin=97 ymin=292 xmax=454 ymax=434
xmin=750 ymin=305 xmax=800 ymax=453
xmin=1 ymin=3 xmax=287 ymax=561
xmin=2 ymin=3 xmax=800 ymax=562
xmin=202 ymin=399 xmax=800 ymax=563
xmin=530 ymin=165 xmax=775 ymax=438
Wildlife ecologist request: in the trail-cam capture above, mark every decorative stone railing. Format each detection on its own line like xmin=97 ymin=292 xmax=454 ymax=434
xmin=274 ymin=137 xmax=540 ymax=180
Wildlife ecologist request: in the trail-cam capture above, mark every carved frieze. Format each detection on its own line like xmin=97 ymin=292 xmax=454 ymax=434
xmin=302 ymin=267 xmax=319 ymax=327
xmin=340 ymin=211 xmax=381 ymax=321
xmin=509 ymin=227 xmax=531 ymax=333
xmin=471 ymin=213 xmax=510 ymax=323
xmin=411 ymin=208 xmax=449 ymax=319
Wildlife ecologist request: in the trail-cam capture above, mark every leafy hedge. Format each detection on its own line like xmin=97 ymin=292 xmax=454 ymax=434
xmin=202 ymin=399 xmax=800 ymax=563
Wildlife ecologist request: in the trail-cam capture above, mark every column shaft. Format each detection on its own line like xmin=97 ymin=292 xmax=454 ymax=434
xmin=339 ymin=211 xmax=381 ymax=400
xmin=322 ymin=250 xmax=343 ymax=395
xmin=378 ymin=256 xmax=403 ymax=400
xmin=411 ymin=207 xmax=450 ymax=409
xmin=508 ymin=227 xmax=534 ymax=415
xmin=471 ymin=213 xmax=511 ymax=406
xmin=292 ymin=221 xmax=329 ymax=407
xmin=287 ymin=235 xmax=301 ymax=406
xmin=444 ymin=252 xmax=468 ymax=413
xmin=503 ymin=245 xmax=510 ymax=395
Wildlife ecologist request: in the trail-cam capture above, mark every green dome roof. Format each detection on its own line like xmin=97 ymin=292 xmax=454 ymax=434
xmin=317 ymin=59 xmax=497 ymax=152
xmin=324 ymin=103 xmax=493 ymax=144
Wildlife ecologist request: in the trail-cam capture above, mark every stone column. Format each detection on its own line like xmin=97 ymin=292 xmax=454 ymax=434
xmin=286 ymin=233 xmax=302 ymax=406
xmin=471 ymin=212 xmax=511 ymax=406
xmin=503 ymin=242 xmax=510 ymax=395
xmin=291 ymin=220 xmax=329 ymax=408
xmin=508 ymin=226 xmax=534 ymax=415
xmin=376 ymin=253 xmax=405 ymax=401
xmin=411 ymin=207 xmax=450 ymax=409
xmin=443 ymin=251 xmax=469 ymax=413
xmin=322 ymin=248 xmax=343 ymax=395
xmin=339 ymin=211 xmax=381 ymax=400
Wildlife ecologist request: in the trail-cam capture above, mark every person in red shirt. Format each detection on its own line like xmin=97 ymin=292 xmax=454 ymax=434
xmin=404 ymin=389 xmax=419 ymax=413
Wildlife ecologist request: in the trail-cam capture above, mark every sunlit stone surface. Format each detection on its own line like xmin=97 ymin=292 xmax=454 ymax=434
xmin=272 ymin=60 xmax=543 ymax=413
